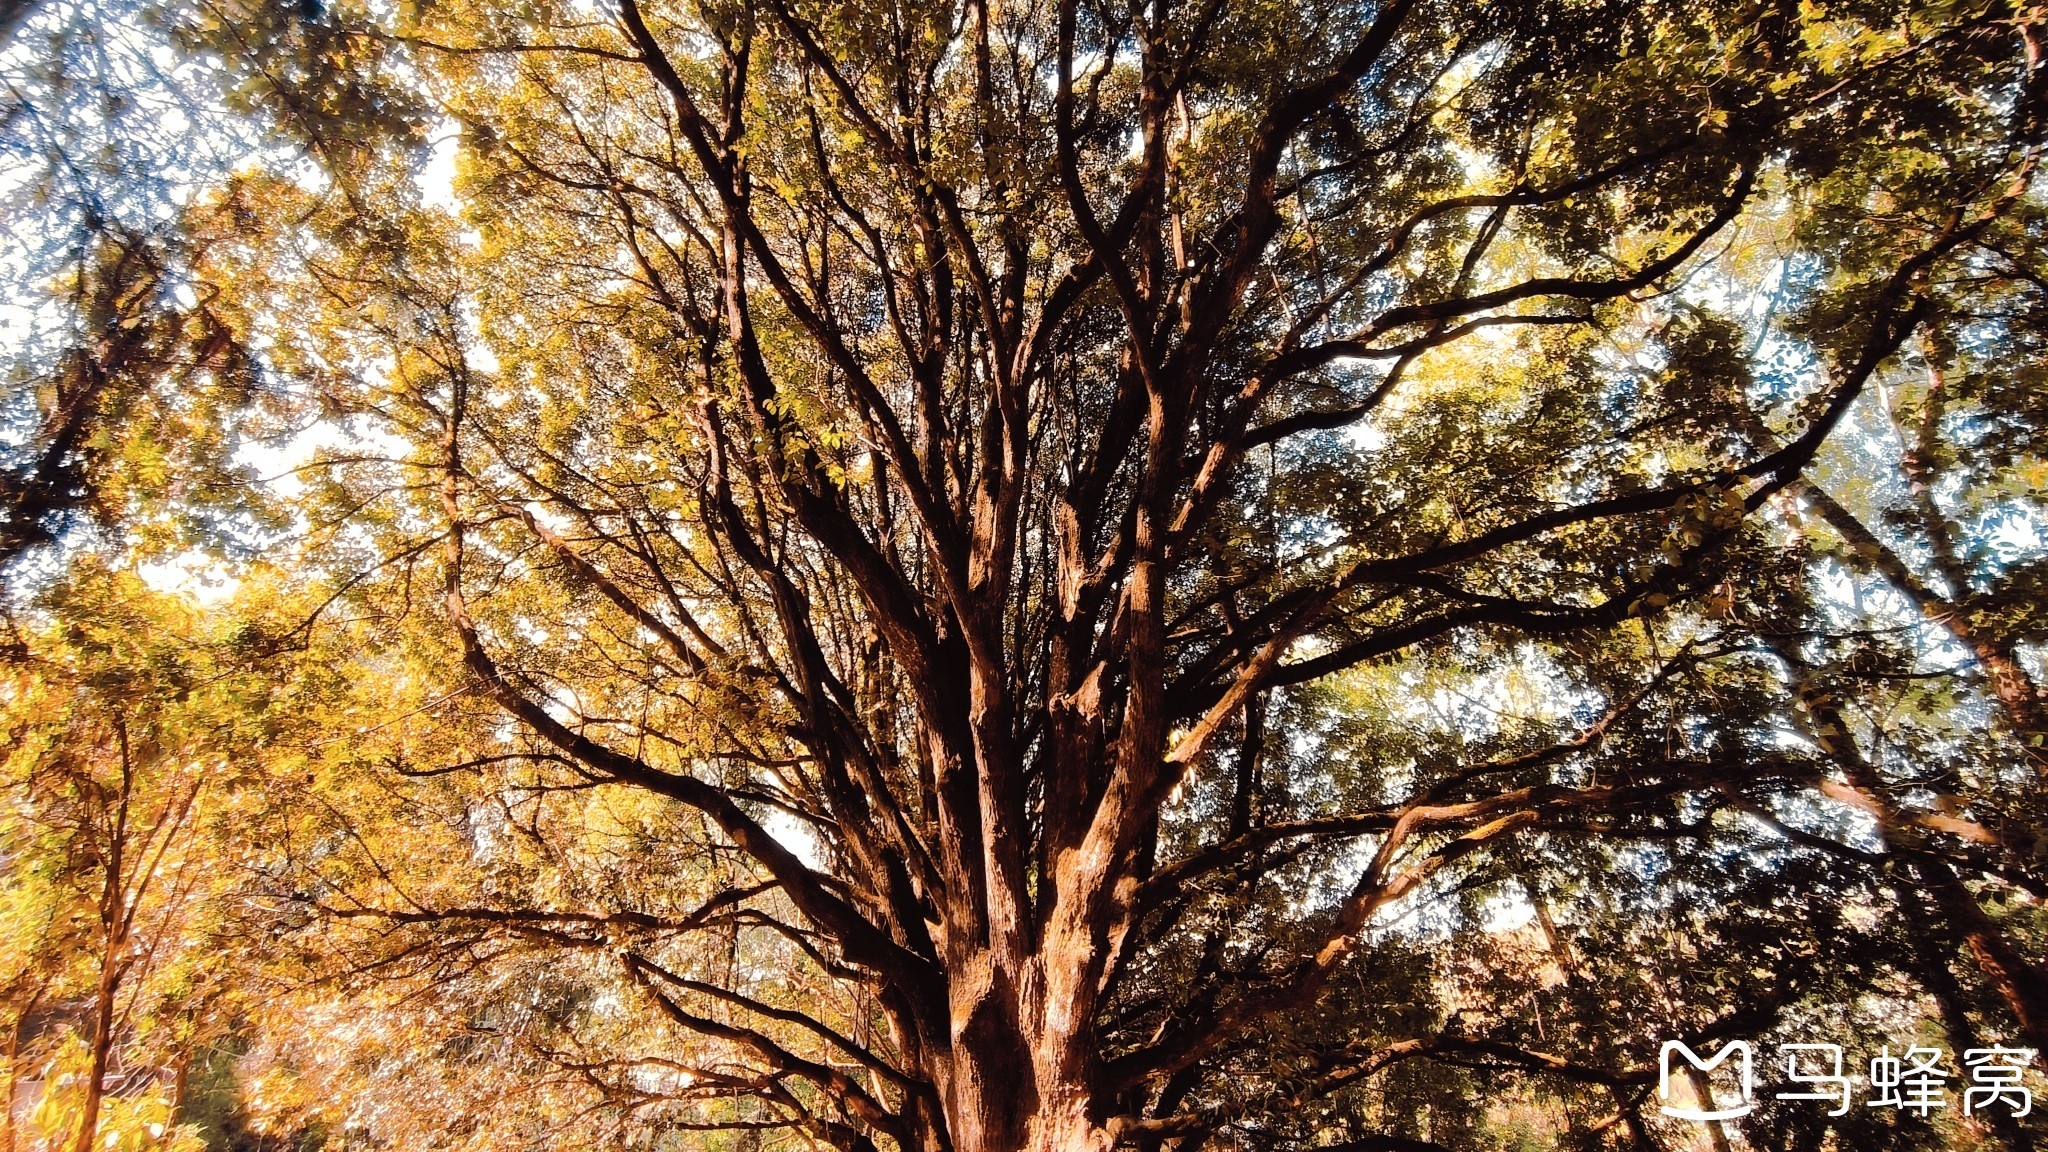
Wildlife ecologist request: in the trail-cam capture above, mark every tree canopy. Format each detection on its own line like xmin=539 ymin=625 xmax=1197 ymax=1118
xmin=6 ymin=0 xmax=2048 ymax=1150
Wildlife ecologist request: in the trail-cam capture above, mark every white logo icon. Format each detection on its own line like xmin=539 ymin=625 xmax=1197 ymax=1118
xmin=1660 ymin=1040 xmax=1755 ymax=1120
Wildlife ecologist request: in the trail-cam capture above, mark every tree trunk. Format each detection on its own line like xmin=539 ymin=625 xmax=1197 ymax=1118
xmin=1908 ymin=911 xmax=2036 ymax=1152
xmin=70 ymin=957 xmax=119 ymax=1152
xmin=74 ymin=737 xmax=129 ymax=1152
xmin=936 ymin=952 xmax=1116 ymax=1152
xmin=1911 ymin=857 xmax=2048 ymax=1060
xmin=3 ymin=1003 xmax=22 ymax=1152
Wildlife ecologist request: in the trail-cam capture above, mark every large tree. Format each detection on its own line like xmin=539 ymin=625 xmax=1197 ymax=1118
xmin=120 ymin=0 xmax=2048 ymax=1149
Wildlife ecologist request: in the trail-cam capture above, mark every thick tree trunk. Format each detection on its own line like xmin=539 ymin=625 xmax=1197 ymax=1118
xmin=935 ymin=1050 xmax=1114 ymax=1152
xmin=942 ymin=966 xmax=1036 ymax=1152
xmin=935 ymin=949 xmax=1116 ymax=1152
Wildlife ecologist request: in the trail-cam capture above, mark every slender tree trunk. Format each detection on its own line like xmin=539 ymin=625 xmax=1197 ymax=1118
xmin=1972 ymin=642 xmax=2048 ymax=781
xmin=1907 ymin=909 xmax=2036 ymax=1152
xmin=71 ymin=953 xmax=120 ymax=1152
xmin=1796 ymin=480 xmax=2048 ymax=781
xmin=74 ymin=730 xmax=131 ymax=1152
xmin=168 ymin=1050 xmax=190 ymax=1130
xmin=1780 ymin=650 xmax=2048 ymax=1056
xmin=1614 ymin=1090 xmax=1666 ymax=1152
xmin=3 ymin=1003 xmax=23 ymax=1152
xmin=1681 ymin=1068 xmax=1736 ymax=1152
xmin=1913 ymin=857 xmax=2048 ymax=1060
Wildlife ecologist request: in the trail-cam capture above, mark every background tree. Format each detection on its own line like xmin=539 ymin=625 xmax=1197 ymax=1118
xmin=0 ymin=568 xmax=287 ymax=1152
xmin=0 ymin=0 xmax=419 ymax=578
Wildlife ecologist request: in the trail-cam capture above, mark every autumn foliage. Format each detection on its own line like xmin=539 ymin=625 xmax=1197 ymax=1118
xmin=6 ymin=1 xmax=2048 ymax=1150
